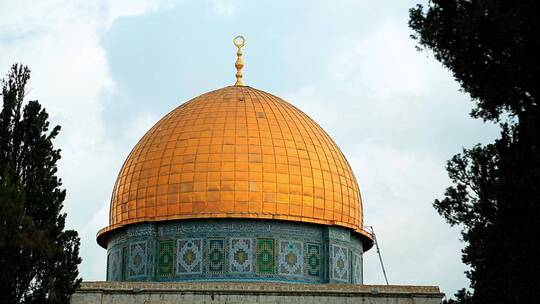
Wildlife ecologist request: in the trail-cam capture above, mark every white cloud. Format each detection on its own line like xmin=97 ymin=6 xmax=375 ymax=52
xmin=211 ymin=0 xmax=235 ymax=17
xmin=127 ymin=111 xmax=160 ymax=142
xmin=0 ymin=0 xmax=174 ymax=281
xmin=281 ymin=14 xmax=496 ymax=295
xmin=0 ymin=0 xmax=497 ymax=295
xmin=352 ymin=143 xmax=467 ymax=288
xmin=331 ymin=23 xmax=432 ymax=97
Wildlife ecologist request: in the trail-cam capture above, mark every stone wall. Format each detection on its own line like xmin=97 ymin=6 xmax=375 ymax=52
xmin=71 ymin=281 xmax=444 ymax=304
xmin=105 ymin=219 xmax=366 ymax=284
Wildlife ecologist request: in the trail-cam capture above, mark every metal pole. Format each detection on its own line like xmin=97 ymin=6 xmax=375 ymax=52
xmin=369 ymin=226 xmax=389 ymax=285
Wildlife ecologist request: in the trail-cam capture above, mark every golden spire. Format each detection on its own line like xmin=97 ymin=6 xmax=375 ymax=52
xmin=233 ymin=35 xmax=245 ymax=86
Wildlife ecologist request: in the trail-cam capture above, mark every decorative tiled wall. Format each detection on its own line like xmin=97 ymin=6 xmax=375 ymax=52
xmin=128 ymin=241 xmax=147 ymax=279
xmin=107 ymin=250 xmax=122 ymax=281
xmin=352 ymin=252 xmax=363 ymax=284
xmin=306 ymin=243 xmax=321 ymax=277
xmin=330 ymin=244 xmax=349 ymax=282
xmin=106 ymin=219 xmax=364 ymax=284
xmin=158 ymin=240 xmax=174 ymax=277
xmin=177 ymin=238 xmax=203 ymax=274
xmin=278 ymin=240 xmax=303 ymax=276
xmin=207 ymin=239 xmax=225 ymax=274
xmin=256 ymin=238 xmax=275 ymax=274
xmin=230 ymin=238 xmax=253 ymax=273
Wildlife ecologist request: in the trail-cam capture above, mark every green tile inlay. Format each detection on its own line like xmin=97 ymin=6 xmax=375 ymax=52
xmin=121 ymin=247 xmax=128 ymax=281
xmin=306 ymin=243 xmax=321 ymax=276
xmin=207 ymin=239 xmax=225 ymax=274
xmin=158 ymin=240 xmax=174 ymax=277
xmin=256 ymin=238 xmax=275 ymax=274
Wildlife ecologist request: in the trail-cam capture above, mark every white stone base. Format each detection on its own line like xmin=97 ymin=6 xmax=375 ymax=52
xmin=71 ymin=281 xmax=443 ymax=304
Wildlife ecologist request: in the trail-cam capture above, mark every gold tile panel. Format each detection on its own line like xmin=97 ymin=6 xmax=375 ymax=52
xmin=98 ymin=86 xmax=367 ymax=241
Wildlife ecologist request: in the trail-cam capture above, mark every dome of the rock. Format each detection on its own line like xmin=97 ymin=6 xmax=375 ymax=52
xmin=97 ymin=85 xmax=371 ymax=247
xmin=98 ymin=36 xmax=372 ymax=284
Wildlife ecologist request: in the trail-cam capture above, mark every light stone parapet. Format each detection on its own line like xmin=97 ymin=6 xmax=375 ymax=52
xmin=72 ymin=281 xmax=444 ymax=304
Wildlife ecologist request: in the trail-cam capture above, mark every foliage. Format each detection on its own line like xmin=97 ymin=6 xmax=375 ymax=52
xmin=0 ymin=64 xmax=81 ymax=304
xmin=409 ymin=0 xmax=539 ymax=122
xmin=410 ymin=1 xmax=540 ymax=303
xmin=443 ymin=288 xmax=473 ymax=304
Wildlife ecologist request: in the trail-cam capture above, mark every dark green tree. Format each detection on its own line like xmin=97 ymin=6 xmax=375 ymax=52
xmin=0 ymin=64 xmax=81 ymax=304
xmin=409 ymin=1 xmax=540 ymax=303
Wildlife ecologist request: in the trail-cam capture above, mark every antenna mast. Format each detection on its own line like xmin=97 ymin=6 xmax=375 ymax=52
xmin=367 ymin=226 xmax=389 ymax=285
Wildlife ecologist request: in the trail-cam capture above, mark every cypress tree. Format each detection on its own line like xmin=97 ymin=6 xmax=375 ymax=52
xmin=409 ymin=1 xmax=540 ymax=303
xmin=0 ymin=64 xmax=81 ymax=304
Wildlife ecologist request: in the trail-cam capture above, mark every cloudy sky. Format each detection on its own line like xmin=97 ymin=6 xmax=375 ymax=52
xmin=0 ymin=0 xmax=499 ymax=297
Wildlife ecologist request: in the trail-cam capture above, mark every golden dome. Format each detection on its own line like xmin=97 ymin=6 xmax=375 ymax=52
xmin=97 ymin=86 xmax=372 ymax=246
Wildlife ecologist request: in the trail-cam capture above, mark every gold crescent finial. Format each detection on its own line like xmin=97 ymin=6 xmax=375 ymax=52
xmin=233 ymin=35 xmax=245 ymax=86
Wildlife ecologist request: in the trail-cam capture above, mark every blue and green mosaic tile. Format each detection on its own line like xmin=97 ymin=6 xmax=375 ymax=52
xmin=128 ymin=241 xmax=147 ymax=278
xmin=256 ymin=238 xmax=275 ymax=274
xmin=306 ymin=243 xmax=321 ymax=276
xmin=352 ymin=252 xmax=362 ymax=284
xmin=207 ymin=239 xmax=225 ymax=274
xmin=278 ymin=240 xmax=303 ymax=276
xmin=105 ymin=220 xmax=363 ymax=284
xmin=229 ymin=238 xmax=253 ymax=273
xmin=108 ymin=250 xmax=122 ymax=281
xmin=331 ymin=244 xmax=349 ymax=282
xmin=177 ymin=238 xmax=203 ymax=274
xmin=121 ymin=247 xmax=128 ymax=281
xmin=158 ymin=240 xmax=174 ymax=277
